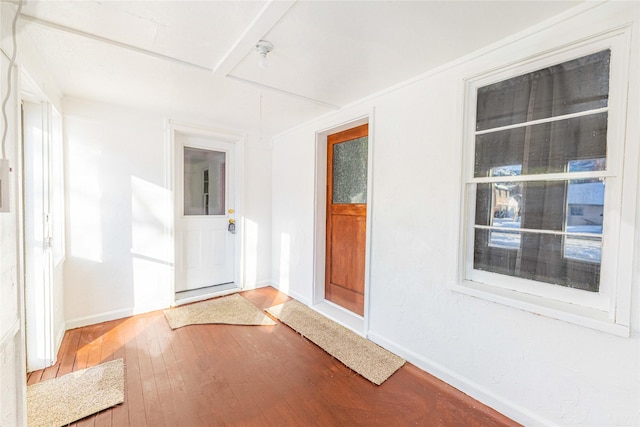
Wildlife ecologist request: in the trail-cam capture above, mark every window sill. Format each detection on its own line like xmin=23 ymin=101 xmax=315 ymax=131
xmin=450 ymin=280 xmax=630 ymax=337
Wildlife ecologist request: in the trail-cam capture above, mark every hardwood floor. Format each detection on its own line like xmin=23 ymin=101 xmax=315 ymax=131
xmin=27 ymin=287 xmax=518 ymax=426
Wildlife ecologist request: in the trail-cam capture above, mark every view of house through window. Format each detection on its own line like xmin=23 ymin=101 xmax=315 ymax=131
xmin=471 ymin=50 xmax=610 ymax=293
xmin=183 ymin=147 xmax=226 ymax=216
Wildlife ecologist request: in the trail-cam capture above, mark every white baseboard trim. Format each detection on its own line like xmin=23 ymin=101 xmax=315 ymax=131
xmin=255 ymin=280 xmax=273 ymax=288
xmin=367 ymin=331 xmax=555 ymax=427
xmin=65 ymin=297 xmax=178 ymax=329
xmin=66 ymin=286 xmax=276 ymax=330
xmin=65 ymin=307 xmax=135 ymax=330
xmin=268 ymin=282 xmax=312 ymax=305
xmin=287 ymin=290 xmax=312 ymax=306
xmin=269 ymin=280 xmax=313 ymax=307
xmin=246 ymin=280 xmax=273 ymax=290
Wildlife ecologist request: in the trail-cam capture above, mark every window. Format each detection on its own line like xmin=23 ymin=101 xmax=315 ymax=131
xmin=183 ymin=147 xmax=226 ymax=216
xmin=569 ymin=206 xmax=584 ymax=216
xmin=458 ymin=31 xmax=634 ymax=336
xmin=474 ymin=49 xmax=608 ymax=292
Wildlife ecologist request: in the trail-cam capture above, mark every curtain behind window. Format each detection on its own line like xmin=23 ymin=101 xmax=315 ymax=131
xmin=473 ymin=50 xmax=610 ymax=292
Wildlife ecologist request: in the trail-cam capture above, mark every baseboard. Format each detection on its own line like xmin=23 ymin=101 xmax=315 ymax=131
xmin=367 ymin=331 xmax=555 ymax=427
xmin=65 ymin=307 xmax=135 ymax=330
xmin=287 ymin=290 xmax=312 ymax=306
xmin=257 ymin=280 xmax=272 ymax=287
xmin=268 ymin=282 xmax=312 ymax=305
xmin=251 ymin=280 xmax=273 ymax=289
xmin=65 ymin=283 xmax=280 ymax=329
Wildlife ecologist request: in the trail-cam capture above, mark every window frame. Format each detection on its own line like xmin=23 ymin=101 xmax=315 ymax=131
xmin=454 ymin=28 xmax=634 ymax=336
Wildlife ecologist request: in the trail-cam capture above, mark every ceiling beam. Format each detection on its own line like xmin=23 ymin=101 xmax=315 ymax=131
xmin=19 ymin=14 xmax=213 ymax=73
xmin=215 ymin=0 xmax=340 ymax=110
xmin=212 ymin=0 xmax=296 ymax=77
xmin=20 ymin=2 xmax=339 ymax=111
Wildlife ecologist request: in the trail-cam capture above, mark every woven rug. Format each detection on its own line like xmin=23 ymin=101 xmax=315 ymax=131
xmin=266 ymin=300 xmax=405 ymax=385
xmin=27 ymin=358 xmax=125 ymax=427
xmin=164 ymin=293 xmax=276 ymax=329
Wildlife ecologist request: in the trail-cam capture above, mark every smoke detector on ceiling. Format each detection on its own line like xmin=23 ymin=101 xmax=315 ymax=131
xmin=255 ymin=40 xmax=274 ymax=68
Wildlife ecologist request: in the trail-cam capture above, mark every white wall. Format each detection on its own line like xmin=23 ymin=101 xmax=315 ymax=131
xmin=271 ymin=2 xmax=639 ymax=426
xmin=63 ymin=98 xmax=272 ymax=327
xmin=0 ymin=3 xmax=26 ymax=425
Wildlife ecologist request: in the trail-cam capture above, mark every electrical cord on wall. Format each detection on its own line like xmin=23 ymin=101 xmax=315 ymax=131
xmin=1 ymin=0 xmax=23 ymax=160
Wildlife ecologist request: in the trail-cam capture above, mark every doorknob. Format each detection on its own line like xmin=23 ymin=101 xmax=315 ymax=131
xmin=228 ymin=218 xmax=236 ymax=234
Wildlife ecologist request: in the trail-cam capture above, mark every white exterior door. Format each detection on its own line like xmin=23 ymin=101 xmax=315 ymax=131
xmin=23 ymin=100 xmax=54 ymax=371
xmin=175 ymin=133 xmax=236 ymax=292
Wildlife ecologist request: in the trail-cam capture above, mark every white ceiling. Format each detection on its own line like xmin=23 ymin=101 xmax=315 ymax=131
xmin=17 ymin=0 xmax=583 ymax=139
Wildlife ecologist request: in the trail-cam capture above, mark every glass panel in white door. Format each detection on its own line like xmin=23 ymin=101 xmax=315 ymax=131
xmin=183 ymin=147 xmax=226 ymax=216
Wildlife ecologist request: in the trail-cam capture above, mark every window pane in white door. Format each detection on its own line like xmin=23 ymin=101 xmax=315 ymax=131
xmin=184 ymin=147 xmax=225 ymax=215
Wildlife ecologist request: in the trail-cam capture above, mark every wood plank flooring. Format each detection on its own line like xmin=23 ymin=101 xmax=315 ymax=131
xmin=27 ymin=287 xmax=518 ymax=426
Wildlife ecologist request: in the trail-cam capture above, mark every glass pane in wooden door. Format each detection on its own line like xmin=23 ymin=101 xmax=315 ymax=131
xmin=332 ymin=136 xmax=368 ymax=204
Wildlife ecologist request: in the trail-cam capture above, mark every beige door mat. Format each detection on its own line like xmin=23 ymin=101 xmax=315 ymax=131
xmin=267 ymin=299 xmax=405 ymax=385
xmin=164 ymin=293 xmax=276 ymax=329
xmin=27 ymin=358 xmax=125 ymax=427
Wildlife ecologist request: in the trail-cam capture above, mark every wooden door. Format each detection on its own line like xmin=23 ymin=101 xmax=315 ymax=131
xmin=325 ymin=124 xmax=368 ymax=316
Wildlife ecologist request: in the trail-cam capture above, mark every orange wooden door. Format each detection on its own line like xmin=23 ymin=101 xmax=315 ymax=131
xmin=325 ymin=124 xmax=368 ymax=316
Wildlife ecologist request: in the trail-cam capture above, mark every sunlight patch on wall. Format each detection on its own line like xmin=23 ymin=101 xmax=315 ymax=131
xmin=131 ymin=176 xmax=172 ymax=263
xmin=131 ymin=176 xmax=173 ymax=312
xmin=132 ymin=256 xmax=171 ymax=314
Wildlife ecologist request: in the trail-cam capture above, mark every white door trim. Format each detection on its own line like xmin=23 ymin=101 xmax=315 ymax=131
xmin=312 ymin=109 xmax=375 ymax=337
xmin=166 ymin=120 xmax=245 ymax=305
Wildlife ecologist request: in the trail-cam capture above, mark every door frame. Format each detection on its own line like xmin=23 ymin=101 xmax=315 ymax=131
xmin=21 ymin=67 xmax=65 ymax=372
xmin=21 ymin=95 xmax=56 ymax=371
xmin=166 ymin=120 xmax=244 ymax=305
xmin=313 ymin=111 xmax=374 ymax=335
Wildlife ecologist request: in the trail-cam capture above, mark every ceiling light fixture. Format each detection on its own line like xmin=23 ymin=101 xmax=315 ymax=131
xmin=255 ymin=40 xmax=274 ymax=69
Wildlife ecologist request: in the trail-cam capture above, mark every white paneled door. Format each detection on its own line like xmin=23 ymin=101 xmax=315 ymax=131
xmin=23 ymin=100 xmax=54 ymax=371
xmin=175 ymin=133 xmax=236 ymax=292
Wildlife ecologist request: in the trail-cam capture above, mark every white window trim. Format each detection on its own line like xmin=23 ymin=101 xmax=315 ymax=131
xmin=452 ymin=27 xmax=635 ymax=337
